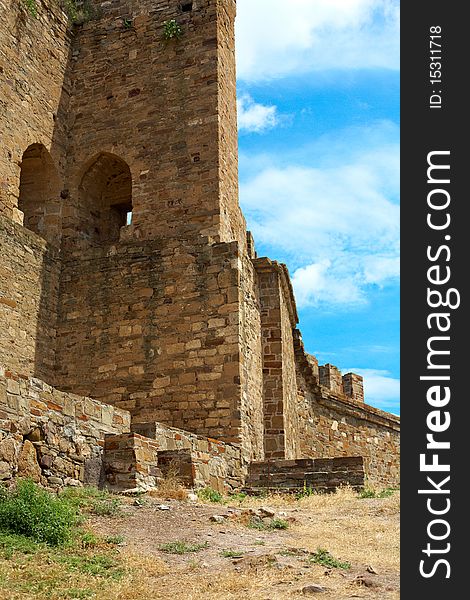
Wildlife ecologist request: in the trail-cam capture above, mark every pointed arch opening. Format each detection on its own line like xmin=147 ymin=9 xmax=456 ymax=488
xmin=18 ymin=144 xmax=61 ymax=243
xmin=78 ymin=153 xmax=133 ymax=246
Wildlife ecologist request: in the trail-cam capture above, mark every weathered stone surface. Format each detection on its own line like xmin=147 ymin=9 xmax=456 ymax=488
xmin=210 ymin=515 xmax=225 ymax=524
xmin=0 ymin=370 xmax=131 ymax=488
xmin=245 ymin=457 xmax=365 ymax=494
xmin=0 ymin=438 xmax=19 ymax=463
xmin=17 ymin=440 xmax=41 ymax=482
xmin=302 ymin=584 xmax=326 ymax=594
xmin=354 ymin=576 xmax=381 ymax=588
xmin=0 ymin=461 xmax=12 ymax=480
xmin=84 ymin=458 xmax=104 ymax=488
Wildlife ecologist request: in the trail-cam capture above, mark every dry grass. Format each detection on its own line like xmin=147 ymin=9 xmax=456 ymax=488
xmin=290 ymin=496 xmax=400 ymax=571
xmin=0 ymin=487 xmax=399 ymax=599
xmin=223 ymin=487 xmax=400 ymax=571
xmin=147 ymin=463 xmax=189 ymax=501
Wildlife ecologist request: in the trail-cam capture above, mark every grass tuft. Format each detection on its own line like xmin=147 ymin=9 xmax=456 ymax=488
xmin=359 ymin=487 xmax=397 ymax=499
xmin=60 ymin=487 xmax=122 ymax=516
xmin=247 ymin=516 xmax=289 ymax=531
xmin=159 ymin=541 xmax=209 ymax=555
xmin=221 ymin=549 xmax=244 ymax=558
xmin=308 ymin=548 xmax=351 ymax=570
xmin=150 ymin=462 xmax=188 ymax=501
xmin=270 ymin=518 xmax=289 ymax=530
xmin=0 ymin=479 xmax=78 ymax=546
xmin=196 ymin=487 xmax=223 ymax=503
xmin=58 ymin=552 xmax=125 ymax=579
xmin=105 ymin=535 xmax=125 ymax=546
xmin=0 ymin=530 xmax=41 ymax=558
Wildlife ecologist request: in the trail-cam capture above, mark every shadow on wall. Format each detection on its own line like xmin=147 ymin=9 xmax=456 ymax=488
xmin=68 ymin=152 xmax=133 ymax=249
xmin=10 ymin=144 xmax=63 ymax=382
xmin=18 ymin=143 xmax=63 ymax=246
xmin=14 ymin=144 xmax=135 ymax=385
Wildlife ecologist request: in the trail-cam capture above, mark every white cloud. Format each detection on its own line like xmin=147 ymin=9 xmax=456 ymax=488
xmin=240 ymin=129 xmax=400 ymax=307
xmin=362 ymin=256 xmax=400 ymax=284
xmin=292 ymin=261 xmax=364 ymax=307
xmin=237 ymin=94 xmax=278 ymax=132
xmin=344 ymin=368 xmax=400 ymax=413
xmin=236 ymin=0 xmax=399 ymax=81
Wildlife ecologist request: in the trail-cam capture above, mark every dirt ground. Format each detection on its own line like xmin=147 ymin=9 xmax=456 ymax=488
xmin=87 ymin=489 xmax=400 ymax=599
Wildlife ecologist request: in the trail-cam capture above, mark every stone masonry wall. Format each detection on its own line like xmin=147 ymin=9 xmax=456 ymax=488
xmin=0 ymin=0 xmax=70 ymax=230
xmin=0 ymin=367 xmax=242 ymax=492
xmin=255 ymin=259 xmax=299 ymax=460
xmin=54 ymin=237 xmax=259 ymax=456
xmin=216 ymin=0 xmax=246 ymax=247
xmin=62 ymin=0 xmax=245 ymax=250
xmin=0 ymin=0 xmax=400 ymax=490
xmin=238 ymin=254 xmax=264 ymax=462
xmin=245 ymin=457 xmax=365 ymax=494
xmin=0 ymin=366 xmax=131 ymax=487
xmin=131 ymin=421 xmax=243 ymax=492
xmin=279 ymin=267 xmax=300 ymax=460
xmin=103 ymin=432 xmax=162 ymax=491
xmin=294 ymin=335 xmax=400 ymax=488
xmin=0 ymin=217 xmax=60 ymax=381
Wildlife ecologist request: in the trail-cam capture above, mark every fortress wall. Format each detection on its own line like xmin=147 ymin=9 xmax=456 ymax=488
xmin=0 ymin=217 xmax=60 ymax=381
xmin=54 ymin=237 xmax=248 ymax=447
xmin=0 ymin=365 xmax=131 ymax=487
xmin=131 ymin=422 xmax=243 ymax=492
xmin=238 ymin=255 xmax=264 ymax=462
xmin=254 ymin=259 xmax=299 ymax=460
xmin=294 ymin=344 xmax=400 ymax=488
xmin=257 ymin=264 xmax=286 ymax=459
xmin=279 ymin=270 xmax=300 ymax=460
xmin=0 ymin=1 xmax=400 ymax=487
xmin=62 ymin=0 xmax=245 ymax=249
xmin=0 ymin=367 xmax=242 ymax=492
xmin=245 ymin=457 xmax=365 ymax=494
xmin=216 ymin=0 xmax=246 ymax=247
xmin=0 ymin=0 xmax=71 ymax=226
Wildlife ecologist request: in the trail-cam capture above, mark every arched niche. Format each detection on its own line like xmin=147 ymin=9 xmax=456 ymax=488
xmin=18 ymin=144 xmax=62 ymax=244
xmin=78 ymin=153 xmax=133 ymax=245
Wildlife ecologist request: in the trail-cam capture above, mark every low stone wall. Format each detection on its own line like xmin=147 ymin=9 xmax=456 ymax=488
xmin=131 ymin=422 xmax=244 ymax=492
xmin=0 ymin=366 xmax=131 ymax=487
xmin=0 ymin=367 xmax=243 ymax=493
xmin=245 ymin=456 xmax=365 ymax=493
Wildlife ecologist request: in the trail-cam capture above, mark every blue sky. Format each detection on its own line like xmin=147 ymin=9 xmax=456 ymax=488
xmin=235 ymin=0 xmax=400 ymax=415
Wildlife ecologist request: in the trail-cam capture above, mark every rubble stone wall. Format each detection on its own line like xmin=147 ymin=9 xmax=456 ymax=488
xmin=130 ymin=422 xmax=243 ymax=492
xmin=0 ymin=366 xmax=131 ymax=487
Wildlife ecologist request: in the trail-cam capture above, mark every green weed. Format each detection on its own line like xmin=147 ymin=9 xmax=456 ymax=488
xmin=308 ymin=548 xmax=351 ymax=570
xmin=0 ymin=480 xmax=78 ymax=546
xmin=159 ymin=541 xmax=209 ymax=555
